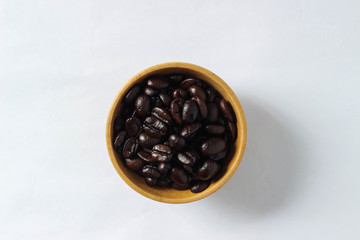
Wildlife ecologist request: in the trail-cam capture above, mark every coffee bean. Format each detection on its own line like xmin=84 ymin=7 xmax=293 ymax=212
xmin=197 ymin=160 xmax=219 ymax=180
xmin=226 ymin=120 xmax=237 ymax=141
xmin=152 ymin=107 xmax=172 ymax=124
xmin=125 ymin=158 xmax=144 ymax=172
xmin=168 ymin=134 xmax=186 ymax=151
xmin=205 ymin=103 xmax=219 ymax=122
xmin=180 ymin=78 xmax=198 ymax=89
xmin=142 ymin=165 xmax=161 ymax=179
xmin=190 ymin=181 xmax=210 ymax=193
xmin=147 ymin=76 xmax=169 ymax=89
xmin=177 ymin=147 xmax=198 ymax=166
xmin=188 ymin=85 xmax=206 ymax=100
xmin=206 ymin=87 xmax=217 ymax=103
xmin=209 ymin=149 xmax=227 ymax=161
xmin=180 ymin=123 xmax=201 ymax=139
xmin=137 ymin=150 xmax=156 ymax=163
xmin=114 ymin=130 xmax=126 ymax=150
xmin=172 ymin=182 xmax=189 ymax=190
xmin=143 ymin=116 xmax=167 ymax=137
xmin=144 ymin=87 xmax=158 ymax=97
xmin=145 ymin=177 xmax=157 ymax=187
xmin=123 ymin=137 xmax=139 ymax=158
xmin=170 ymin=99 xmax=183 ymax=125
xmin=138 ymin=132 xmax=160 ymax=149
xmin=193 ymin=96 xmax=207 ymax=119
xmin=205 ymin=124 xmax=225 ymax=135
xmin=151 ymin=144 xmax=173 ymax=162
xmin=172 ymin=88 xmax=187 ymax=99
xmin=169 ymin=74 xmax=184 ymax=83
xmin=124 ymin=84 xmax=141 ymax=103
xmin=182 ymin=100 xmax=199 ymax=123
xmin=135 ymin=95 xmax=151 ymax=118
xmin=159 ymin=93 xmax=171 ymax=107
xmin=219 ymin=99 xmax=235 ymax=122
xmin=157 ymin=177 xmax=172 ymax=187
xmin=114 ymin=117 xmax=124 ymax=133
xmin=170 ymin=167 xmax=189 ymax=186
xmin=158 ymin=162 xmax=172 ymax=175
xmin=125 ymin=117 xmax=141 ymax=137
xmin=200 ymin=137 xmax=226 ymax=156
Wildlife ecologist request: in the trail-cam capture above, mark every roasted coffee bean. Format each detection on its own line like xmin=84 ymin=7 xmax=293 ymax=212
xmin=158 ymin=162 xmax=172 ymax=175
xmin=144 ymin=87 xmax=158 ymax=96
xmin=209 ymin=149 xmax=227 ymax=161
xmin=206 ymin=87 xmax=217 ymax=102
xmin=219 ymin=99 xmax=235 ymax=122
xmin=125 ymin=117 xmax=141 ymax=137
xmin=125 ymin=158 xmax=144 ymax=172
xmin=147 ymin=76 xmax=169 ymax=89
xmin=169 ymin=74 xmax=184 ymax=83
xmin=172 ymin=88 xmax=187 ymax=99
xmin=180 ymin=78 xmax=198 ymax=89
xmin=180 ymin=123 xmax=201 ymax=139
xmin=114 ymin=130 xmax=127 ymax=150
xmin=172 ymin=182 xmax=189 ymax=190
xmin=193 ymin=96 xmax=207 ymax=119
xmin=157 ymin=177 xmax=172 ymax=187
xmin=188 ymin=85 xmax=206 ymax=100
xmin=143 ymin=116 xmax=167 ymax=137
xmin=151 ymin=144 xmax=173 ymax=162
xmin=137 ymin=150 xmax=156 ymax=163
xmin=123 ymin=137 xmax=139 ymax=158
xmin=177 ymin=147 xmax=198 ymax=166
xmin=170 ymin=99 xmax=183 ymax=125
xmin=145 ymin=177 xmax=157 ymax=187
xmin=205 ymin=124 xmax=225 ymax=135
xmin=114 ymin=117 xmax=124 ymax=133
xmin=159 ymin=93 xmax=171 ymax=107
xmin=135 ymin=95 xmax=151 ymax=118
xmin=168 ymin=134 xmax=186 ymax=151
xmin=197 ymin=160 xmax=219 ymax=180
xmin=206 ymin=103 xmax=219 ymax=122
xmin=182 ymin=100 xmax=199 ymax=123
xmin=227 ymin=120 xmax=237 ymax=141
xmin=138 ymin=132 xmax=160 ymax=149
xmin=182 ymin=165 xmax=193 ymax=174
xmin=170 ymin=167 xmax=189 ymax=186
xmin=124 ymin=84 xmax=141 ymax=103
xmin=142 ymin=165 xmax=161 ymax=179
xmin=200 ymin=137 xmax=226 ymax=156
xmin=152 ymin=107 xmax=171 ymax=124
xmin=190 ymin=181 xmax=210 ymax=193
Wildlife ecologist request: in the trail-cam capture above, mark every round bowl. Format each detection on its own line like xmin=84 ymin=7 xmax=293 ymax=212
xmin=106 ymin=62 xmax=247 ymax=203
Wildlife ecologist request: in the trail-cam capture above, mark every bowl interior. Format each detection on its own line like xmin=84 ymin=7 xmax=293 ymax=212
xmin=106 ymin=63 xmax=247 ymax=203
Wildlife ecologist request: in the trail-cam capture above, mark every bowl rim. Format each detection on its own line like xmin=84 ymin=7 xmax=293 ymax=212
xmin=106 ymin=62 xmax=247 ymax=203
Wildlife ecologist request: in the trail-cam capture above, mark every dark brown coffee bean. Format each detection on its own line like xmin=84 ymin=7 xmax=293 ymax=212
xmin=200 ymin=137 xmax=226 ymax=156
xmin=219 ymin=99 xmax=235 ymax=122
xmin=205 ymin=103 xmax=219 ymax=122
xmin=188 ymin=85 xmax=206 ymax=100
xmin=143 ymin=116 xmax=167 ymax=137
xmin=151 ymin=144 xmax=173 ymax=162
xmin=124 ymin=84 xmax=141 ymax=103
xmin=135 ymin=95 xmax=151 ymax=118
xmin=152 ymin=107 xmax=172 ymax=124
xmin=114 ymin=130 xmax=127 ymax=151
xmin=144 ymin=87 xmax=158 ymax=96
xmin=147 ymin=76 xmax=169 ymax=89
xmin=114 ymin=117 xmax=124 ymax=133
xmin=170 ymin=99 xmax=183 ymax=125
xmin=180 ymin=123 xmax=201 ymax=139
xmin=123 ymin=137 xmax=139 ymax=158
xmin=172 ymin=88 xmax=187 ymax=99
xmin=125 ymin=117 xmax=141 ymax=137
xmin=180 ymin=77 xmax=198 ymax=89
xmin=157 ymin=177 xmax=172 ymax=187
xmin=142 ymin=165 xmax=161 ymax=179
xmin=177 ymin=147 xmax=198 ymax=166
xmin=190 ymin=181 xmax=210 ymax=193
xmin=182 ymin=165 xmax=193 ymax=174
xmin=158 ymin=162 xmax=172 ymax=175
xmin=206 ymin=87 xmax=217 ymax=103
xmin=145 ymin=177 xmax=157 ymax=187
xmin=159 ymin=93 xmax=171 ymax=107
xmin=125 ymin=158 xmax=144 ymax=172
xmin=182 ymin=100 xmax=199 ymax=123
xmin=209 ymin=149 xmax=227 ymax=161
xmin=138 ymin=132 xmax=160 ymax=149
xmin=169 ymin=74 xmax=184 ymax=83
xmin=168 ymin=134 xmax=186 ymax=151
xmin=172 ymin=182 xmax=189 ymax=190
xmin=170 ymin=167 xmax=189 ymax=186
xmin=193 ymin=96 xmax=207 ymax=119
xmin=137 ymin=150 xmax=156 ymax=163
xmin=205 ymin=124 xmax=225 ymax=135
xmin=197 ymin=160 xmax=219 ymax=180
xmin=227 ymin=120 xmax=237 ymax=141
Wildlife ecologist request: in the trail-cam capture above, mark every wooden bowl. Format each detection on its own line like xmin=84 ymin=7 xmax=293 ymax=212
xmin=106 ymin=62 xmax=247 ymax=203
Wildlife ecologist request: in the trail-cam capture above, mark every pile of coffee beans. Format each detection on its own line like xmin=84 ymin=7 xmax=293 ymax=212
xmin=113 ymin=74 xmax=237 ymax=193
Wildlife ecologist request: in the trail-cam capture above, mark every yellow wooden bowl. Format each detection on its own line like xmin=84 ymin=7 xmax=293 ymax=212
xmin=106 ymin=62 xmax=247 ymax=203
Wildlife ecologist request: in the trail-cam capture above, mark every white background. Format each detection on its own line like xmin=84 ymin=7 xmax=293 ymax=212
xmin=1 ymin=0 xmax=360 ymax=239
